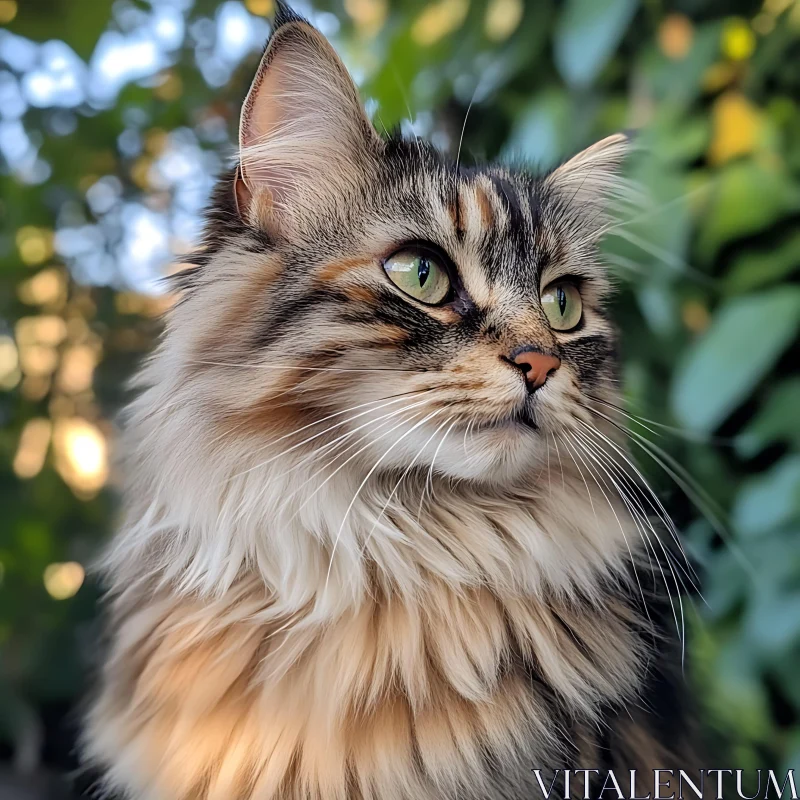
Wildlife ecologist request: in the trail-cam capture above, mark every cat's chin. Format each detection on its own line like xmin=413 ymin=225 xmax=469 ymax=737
xmin=436 ymin=423 xmax=545 ymax=483
xmin=372 ymin=417 xmax=546 ymax=484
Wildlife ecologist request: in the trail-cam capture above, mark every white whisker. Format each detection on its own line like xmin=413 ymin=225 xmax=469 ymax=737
xmin=186 ymin=359 xmax=420 ymax=373
xmin=417 ymin=418 xmax=457 ymax=523
xmin=284 ymin=403 xmax=432 ymax=523
xmin=221 ymin=391 xmax=434 ymax=484
xmin=576 ymin=424 xmax=700 ymax=597
xmin=561 ymin=434 xmax=656 ymax=636
xmin=362 ymin=414 xmax=455 ymax=558
xmin=569 ymin=429 xmax=684 ymax=653
xmin=325 ymin=408 xmax=447 ymax=590
xmin=576 ymin=416 xmax=696 ymax=575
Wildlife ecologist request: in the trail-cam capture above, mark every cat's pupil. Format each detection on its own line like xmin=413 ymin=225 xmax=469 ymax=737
xmin=557 ymin=286 xmax=566 ymax=315
xmin=418 ymin=258 xmax=430 ymax=287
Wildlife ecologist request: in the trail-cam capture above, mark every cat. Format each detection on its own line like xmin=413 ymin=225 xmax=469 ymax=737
xmin=83 ymin=4 xmax=697 ymax=798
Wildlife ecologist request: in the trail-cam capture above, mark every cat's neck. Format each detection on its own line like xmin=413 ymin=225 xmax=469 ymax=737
xmin=107 ymin=421 xmax=638 ymax=620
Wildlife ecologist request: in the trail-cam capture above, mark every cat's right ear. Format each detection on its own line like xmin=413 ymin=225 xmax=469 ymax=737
xmin=235 ymin=4 xmax=381 ymax=234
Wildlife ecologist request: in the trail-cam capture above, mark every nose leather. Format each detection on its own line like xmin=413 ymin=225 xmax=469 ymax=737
xmin=510 ymin=349 xmax=561 ymax=391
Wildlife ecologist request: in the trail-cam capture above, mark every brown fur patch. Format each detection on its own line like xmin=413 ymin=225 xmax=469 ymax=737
xmin=222 ymin=380 xmax=310 ymax=441
xmin=315 ymin=256 xmax=372 ymax=285
xmin=247 ymin=187 xmax=279 ymax=232
xmin=355 ymin=324 xmax=410 ymax=349
xmin=343 ymin=284 xmax=378 ymax=304
xmin=446 ymin=196 xmax=459 ymax=234
xmin=446 ymin=379 xmax=487 ymax=392
xmin=457 ymin=187 xmax=468 ymax=237
xmin=192 ymin=254 xmax=284 ymax=363
xmin=424 ymin=305 xmax=462 ymax=326
xmin=475 ymin=183 xmax=494 ymax=231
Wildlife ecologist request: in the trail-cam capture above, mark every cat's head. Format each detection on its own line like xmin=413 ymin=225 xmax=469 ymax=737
xmin=172 ymin=4 xmax=630 ymax=488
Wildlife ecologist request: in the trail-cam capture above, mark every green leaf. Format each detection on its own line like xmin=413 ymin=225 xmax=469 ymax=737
xmin=636 ymin=283 xmax=679 ymax=336
xmin=364 ymin=27 xmax=435 ymax=130
xmin=745 ymin=589 xmax=800 ymax=656
xmin=635 ymin=22 xmax=721 ymax=109
xmin=604 ymin=160 xmax=692 ymax=284
xmin=734 ymin=455 xmax=800 ymax=538
xmin=644 ymin=115 xmax=709 ymax=166
xmin=782 ymin=729 xmax=800 ymax=773
xmin=503 ymin=90 xmax=574 ymax=168
xmin=702 ymin=548 xmax=747 ymax=620
xmin=773 ymin=661 xmax=800 ymax=711
xmin=553 ymin=0 xmax=638 ymax=89
xmin=726 ymin=230 xmax=800 ymax=294
xmin=709 ymin=637 xmax=771 ymax=738
xmin=8 ymin=0 xmax=114 ymax=60
xmin=697 ymin=162 xmax=800 ymax=262
xmin=736 ymin=378 xmax=800 ymax=458
xmin=671 ymin=288 xmax=800 ymax=432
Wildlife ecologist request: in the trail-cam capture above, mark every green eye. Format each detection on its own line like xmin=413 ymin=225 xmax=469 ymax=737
xmin=541 ymin=281 xmax=583 ymax=331
xmin=383 ymin=248 xmax=451 ymax=305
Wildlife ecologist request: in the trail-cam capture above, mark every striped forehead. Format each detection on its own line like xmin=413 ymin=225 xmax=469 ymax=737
xmin=402 ymin=165 xmax=556 ymax=306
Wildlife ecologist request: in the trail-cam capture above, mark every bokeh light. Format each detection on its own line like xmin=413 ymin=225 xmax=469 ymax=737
xmin=0 ymin=0 xmax=17 ymax=25
xmin=412 ymin=0 xmax=469 ymax=46
xmin=53 ymin=417 xmax=109 ymax=495
xmin=17 ymin=268 xmax=68 ymax=307
xmin=13 ymin=418 xmax=52 ymax=478
xmin=0 ymin=335 xmax=20 ymax=390
xmin=484 ymin=0 xmax=523 ymax=42
xmin=43 ymin=561 xmax=85 ymax=600
xmin=658 ymin=14 xmax=694 ymax=60
xmin=16 ymin=226 xmax=54 ymax=266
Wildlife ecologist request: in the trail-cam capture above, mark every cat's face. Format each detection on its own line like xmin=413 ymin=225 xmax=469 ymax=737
xmin=180 ymin=8 xmax=628 ymax=486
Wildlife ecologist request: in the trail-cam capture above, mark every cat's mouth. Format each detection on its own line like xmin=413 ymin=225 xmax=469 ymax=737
xmin=472 ymin=407 xmax=539 ymax=434
xmin=509 ymin=407 xmax=539 ymax=431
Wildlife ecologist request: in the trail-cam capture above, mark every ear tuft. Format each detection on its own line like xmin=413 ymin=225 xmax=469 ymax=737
xmin=546 ymin=133 xmax=632 ymax=199
xmin=271 ymin=0 xmax=307 ymax=30
xmin=544 ymin=133 xmax=637 ymax=234
xmin=236 ymin=6 xmax=379 ymax=232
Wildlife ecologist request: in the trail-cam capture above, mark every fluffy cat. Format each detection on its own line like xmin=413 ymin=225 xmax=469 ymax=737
xmin=84 ymin=5 xmax=695 ymax=798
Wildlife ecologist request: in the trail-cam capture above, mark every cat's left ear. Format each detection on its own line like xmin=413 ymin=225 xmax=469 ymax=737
xmin=236 ymin=4 xmax=381 ymax=231
xmin=545 ymin=133 xmax=633 ymax=224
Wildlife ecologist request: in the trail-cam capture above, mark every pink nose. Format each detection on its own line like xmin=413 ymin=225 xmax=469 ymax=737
xmin=509 ymin=349 xmax=561 ymax=391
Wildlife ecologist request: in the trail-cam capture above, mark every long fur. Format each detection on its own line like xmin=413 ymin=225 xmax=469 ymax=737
xmin=83 ymin=7 xmax=694 ymax=799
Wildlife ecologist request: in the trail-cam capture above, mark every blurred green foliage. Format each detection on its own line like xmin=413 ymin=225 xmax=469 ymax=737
xmin=1 ymin=0 xmax=799 ymax=792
